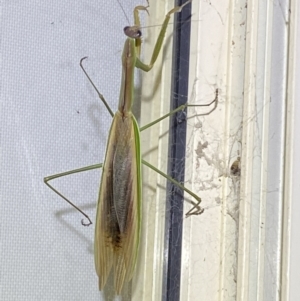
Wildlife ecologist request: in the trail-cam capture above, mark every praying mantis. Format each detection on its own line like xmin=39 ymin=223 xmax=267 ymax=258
xmin=44 ymin=0 xmax=218 ymax=295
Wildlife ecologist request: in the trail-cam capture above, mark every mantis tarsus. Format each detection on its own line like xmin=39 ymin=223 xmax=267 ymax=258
xmin=44 ymin=0 xmax=218 ymax=295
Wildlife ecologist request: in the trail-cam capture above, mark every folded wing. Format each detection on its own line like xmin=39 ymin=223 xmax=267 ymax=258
xmin=94 ymin=111 xmax=141 ymax=294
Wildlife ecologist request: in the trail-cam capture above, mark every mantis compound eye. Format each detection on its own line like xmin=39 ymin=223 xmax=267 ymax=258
xmin=124 ymin=26 xmax=142 ymax=39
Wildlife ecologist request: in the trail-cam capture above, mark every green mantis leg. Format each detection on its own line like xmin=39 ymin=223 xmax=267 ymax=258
xmin=80 ymin=57 xmax=114 ymax=118
xmin=45 ymin=59 xmax=112 ymax=225
xmin=140 ymin=89 xmax=218 ymax=215
xmin=135 ymin=1 xmax=191 ymax=72
xmin=44 ymin=164 xmax=103 ymax=225
xmin=140 ymin=89 xmax=218 ymax=132
xmin=142 ymin=160 xmax=204 ymax=216
xmin=133 ymin=2 xmax=149 ymax=57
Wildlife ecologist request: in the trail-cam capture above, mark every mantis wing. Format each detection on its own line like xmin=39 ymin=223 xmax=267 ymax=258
xmin=94 ymin=111 xmax=141 ymax=294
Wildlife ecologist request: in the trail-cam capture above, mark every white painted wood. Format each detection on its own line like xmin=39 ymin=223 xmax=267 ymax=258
xmin=182 ymin=0 xmax=300 ymax=300
xmin=182 ymin=1 xmax=246 ymax=300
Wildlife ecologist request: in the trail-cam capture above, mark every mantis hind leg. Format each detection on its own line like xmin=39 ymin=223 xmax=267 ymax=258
xmin=142 ymin=160 xmax=204 ymax=216
xmin=139 ymin=90 xmax=219 ymax=215
xmin=44 ymin=163 xmax=103 ymax=225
